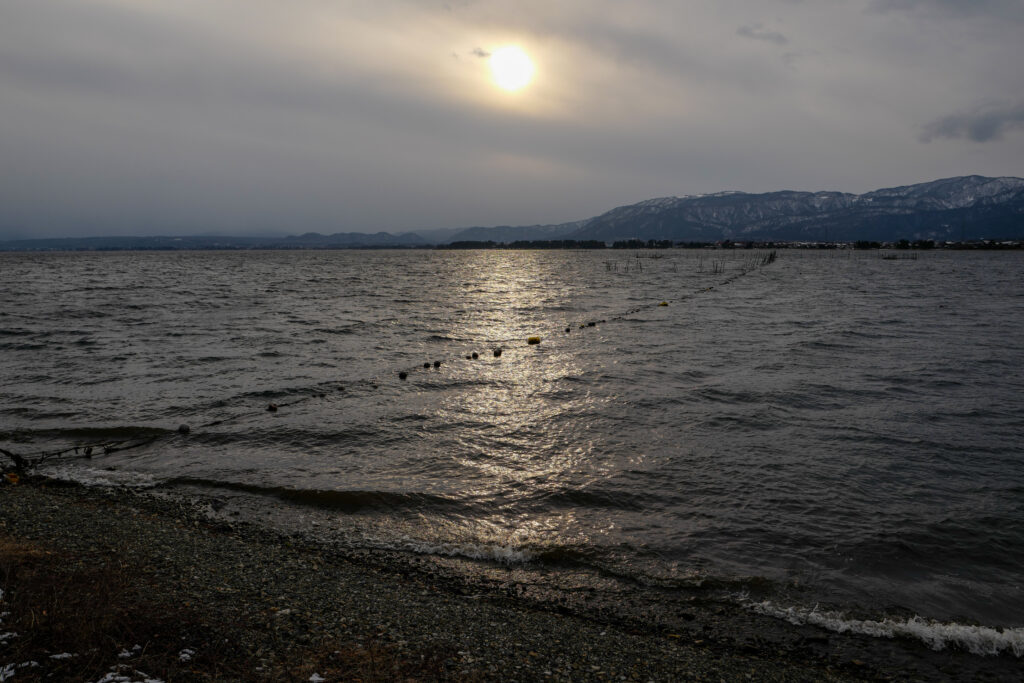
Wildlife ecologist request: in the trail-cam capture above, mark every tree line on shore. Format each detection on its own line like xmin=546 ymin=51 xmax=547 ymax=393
xmin=442 ymin=238 xmax=1023 ymax=250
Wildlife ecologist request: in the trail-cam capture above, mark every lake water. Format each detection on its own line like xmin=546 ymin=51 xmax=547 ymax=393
xmin=2 ymin=248 xmax=1022 ymax=656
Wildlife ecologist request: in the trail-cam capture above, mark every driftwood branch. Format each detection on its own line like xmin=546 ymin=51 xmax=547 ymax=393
xmin=1 ymin=437 xmax=158 ymax=473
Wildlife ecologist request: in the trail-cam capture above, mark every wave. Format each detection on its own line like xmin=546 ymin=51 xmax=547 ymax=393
xmin=8 ymin=425 xmax=171 ymax=442
xmin=40 ymin=465 xmax=160 ymax=489
xmin=749 ymin=601 xmax=1024 ymax=657
xmin=388 ymin=538 xmax=536 ymax=565
xmin=164 ymin=477 xmax=472 ymax=514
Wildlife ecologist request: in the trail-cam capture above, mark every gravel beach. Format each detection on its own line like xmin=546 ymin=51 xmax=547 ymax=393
xmin=0 ymin=481 xmax=1017 ymax=681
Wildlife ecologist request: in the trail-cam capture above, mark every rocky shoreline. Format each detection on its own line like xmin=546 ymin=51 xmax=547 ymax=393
xmin=0 ymin=480 xmax=1016 ymax=681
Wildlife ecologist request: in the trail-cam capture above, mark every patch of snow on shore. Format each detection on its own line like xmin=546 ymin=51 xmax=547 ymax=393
xmin=93 ymin=664 xmax=164 ymax=683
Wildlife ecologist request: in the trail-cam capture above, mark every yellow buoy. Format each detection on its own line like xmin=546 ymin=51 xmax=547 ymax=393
xmin=659 ymin=301 xmax=668 ymax=306
xmin=527 ymin=336 xmax=541 ymax=345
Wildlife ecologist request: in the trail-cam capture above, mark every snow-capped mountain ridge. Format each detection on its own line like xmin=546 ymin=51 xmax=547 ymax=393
xmin=561 ymin=175 xmax=1024 ymax=242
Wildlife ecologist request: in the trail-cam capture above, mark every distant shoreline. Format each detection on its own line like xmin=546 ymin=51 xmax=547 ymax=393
xmin=1 ymin=239 xmax=1021 ymax=252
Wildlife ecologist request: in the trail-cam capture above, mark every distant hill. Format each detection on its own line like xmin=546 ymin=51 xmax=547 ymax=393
xmin=0 ymin=232 xmax=427 ymax=251
xmin=445 ymin=220 xmax=588 ymax=244
xmin=564 ymin=176 xmax=1024 ymax=243
xmin=282 ymin=231 xmax=426 ymax=247
xmin=1 ymin=176 xmax=1021 ymax=250
xmin=440 ymin=175 xmax=1024 ymax=244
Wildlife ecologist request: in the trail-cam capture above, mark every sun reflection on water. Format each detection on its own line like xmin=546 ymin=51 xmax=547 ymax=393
xmin=426 ymin=250 xmax=617 ymax=550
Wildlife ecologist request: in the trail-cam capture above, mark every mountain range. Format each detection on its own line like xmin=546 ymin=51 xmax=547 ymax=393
xmin=2 ymin=176 xmax=1021 ymax=250
xmin=556 ymin=175 xmax=1024 ymax=243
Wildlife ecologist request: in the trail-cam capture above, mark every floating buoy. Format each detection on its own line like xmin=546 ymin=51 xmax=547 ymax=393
xmin=659 ymin=301 xmax=668 ymax=306
xmin=587 ymin=321 xmax=596 ymax=327
xmin=423 ymin=362 xmax=431 ymax=368
xmin=3 ymin=472 xmax=18 ymax=485
xmin=465 ymin=355 xmax=472 ymax=360
xmin=267 ymin=403 xmax=278 ymax=412
xmin=434 ymin=360 xmax=442 ymax=368
xmin=565 ymin=327 xmax=571 ymax=333
xmin=471 ymin=352 xmax=478 ymax=359
xmin=398 ymin=371 xmax=408 ymax=380
xmin=493 ymin=348 xmax=502 ymax=357
xmin=579 ymin=324 xmax=586 ymax=329
xmin=527 ymin=336 xmax=541 ymax=345
xmin=177 ymin=424 xmax=190 ymax=434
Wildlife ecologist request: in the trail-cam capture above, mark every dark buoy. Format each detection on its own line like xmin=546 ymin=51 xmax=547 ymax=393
xmin=399 ymin=371 xmax=408 ymax=380
xmin=424 ymin=362 xmax=431 ymax=368
xmin=472 ymin=352 xmax=479 ymax=359
xmin=587 ymin=321 xmax=596 ymax=327
xmin=565 ymin=327 xmax=571 ymax=333
xmin=434 ymin=360 xmax=442 ymax=368
xmin=466 ymin=355 xmax=472 ymax=360
xmin=493 ymin=348 xmax=502 ymax=357
xmin=267 ymin=403 xmax=278 ymax=412
xmin=177 ymin=424 xmax=190 ymax=434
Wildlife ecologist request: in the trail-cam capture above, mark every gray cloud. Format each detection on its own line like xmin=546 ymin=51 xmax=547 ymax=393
xmin=869 ymin=0 xmax=1024 ymax=21
xmin=736 ymin=24 xmax=789 ymax=45
xmin=921 ymin=101 xmax=1024 ymax=142
xmin=0 ymin=0 xmax=1021 ymax=238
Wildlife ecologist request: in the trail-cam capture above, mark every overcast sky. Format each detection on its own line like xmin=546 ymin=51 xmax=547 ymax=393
xmin=2 ymin=0 xmax=1022 ymax=238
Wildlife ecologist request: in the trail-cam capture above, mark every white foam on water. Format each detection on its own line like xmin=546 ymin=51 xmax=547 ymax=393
xmin=394 ymin=538 xmax=536 ymax=565
xmin=749 ymin=600 xmax=1024 ymax=657
xmin=39 ymin=465 xmax=159 ymax=489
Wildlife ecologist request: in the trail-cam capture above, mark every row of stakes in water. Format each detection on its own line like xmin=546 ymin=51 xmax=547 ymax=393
xmin=266 ymin=303 xmax=672 ymax=407
xmin=394 ymin=303 xmax=672 ymax=382
xmin=398 ymin=346 xmax=503 ymax=380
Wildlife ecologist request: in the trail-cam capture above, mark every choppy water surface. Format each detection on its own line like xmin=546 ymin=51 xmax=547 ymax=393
xmin=2 ymin=249 xmax=1023 ymax=649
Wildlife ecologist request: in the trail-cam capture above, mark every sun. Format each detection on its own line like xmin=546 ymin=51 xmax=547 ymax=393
xmin=490 ymin=46 xmax=535 ymax=91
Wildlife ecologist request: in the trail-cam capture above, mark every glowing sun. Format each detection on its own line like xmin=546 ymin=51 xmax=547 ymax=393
xmin=490 ymin=46 xmax=535 ymax=91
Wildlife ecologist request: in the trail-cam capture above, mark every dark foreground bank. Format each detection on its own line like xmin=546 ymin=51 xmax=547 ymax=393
xmin=0 ymin=482 xmax=1016 ymax=682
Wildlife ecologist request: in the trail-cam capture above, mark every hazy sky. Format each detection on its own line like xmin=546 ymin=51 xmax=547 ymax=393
xmin=2 ymin=0 xmax=1022 ymax=238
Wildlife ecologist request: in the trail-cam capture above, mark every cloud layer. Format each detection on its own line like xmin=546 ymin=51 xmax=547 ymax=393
xmin=922 ymin=102 xmax=1024 ymax=142
xmin=0 ymin=0 xmax=1021 ymax=238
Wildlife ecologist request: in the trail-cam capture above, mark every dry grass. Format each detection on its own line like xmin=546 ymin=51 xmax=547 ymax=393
xmin=1 ymin=534 xmax=244 ymax=680
xmin=0 ymin=535 xmax=461 ymax=681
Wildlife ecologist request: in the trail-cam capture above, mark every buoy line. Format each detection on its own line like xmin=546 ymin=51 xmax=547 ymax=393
xmin=1 ymin=252 xmax=778 ymax=473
